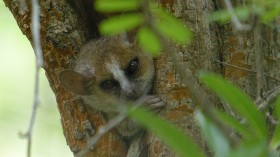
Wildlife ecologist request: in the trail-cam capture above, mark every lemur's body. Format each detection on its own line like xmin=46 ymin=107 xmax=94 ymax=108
xmin=59 ymin=35 xmax=165 ymax=137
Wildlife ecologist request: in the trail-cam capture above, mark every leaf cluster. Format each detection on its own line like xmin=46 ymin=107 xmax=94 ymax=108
xmin=95 ymin=0 xmax=192 ymax=55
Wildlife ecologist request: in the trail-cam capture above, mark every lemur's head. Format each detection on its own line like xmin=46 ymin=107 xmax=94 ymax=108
xmin=59 ymin=35 xmax=155 ymax=112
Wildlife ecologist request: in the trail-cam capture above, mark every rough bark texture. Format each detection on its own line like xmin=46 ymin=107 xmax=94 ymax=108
xmin=150 ymin=0 xmax=217 ymax=156
xmin=3 ymin=0 xmax=280 ymax=156
xmin=3 ymin=0 xmax=127 ymax=156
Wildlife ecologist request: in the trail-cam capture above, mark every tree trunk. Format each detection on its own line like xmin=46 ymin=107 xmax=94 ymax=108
xmin=3 ymin=0 xmax=280 ymax=156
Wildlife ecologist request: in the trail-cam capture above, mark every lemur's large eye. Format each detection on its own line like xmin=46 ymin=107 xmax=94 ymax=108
xmin=100 ymin=80 xmax=118 ymax=91
xmin=127 ymin=58 xmax=139 ymax=75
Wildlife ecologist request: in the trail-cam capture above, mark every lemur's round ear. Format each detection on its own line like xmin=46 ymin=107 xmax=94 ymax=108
xmin=58 ymin=70 xmax=94 ymax=95
xmin=119 ymin=30 xmax=137 ymax=48
xmin=126 ymin=29 xmax=137 ymax=44
xmin=118 ymin=33 xmax=132 ymax=48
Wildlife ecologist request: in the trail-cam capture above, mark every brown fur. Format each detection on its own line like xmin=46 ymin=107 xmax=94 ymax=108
xmin=59 ymin=35 xmax=155 ymax=136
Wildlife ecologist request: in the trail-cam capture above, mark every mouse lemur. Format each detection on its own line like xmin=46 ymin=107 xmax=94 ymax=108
xmin=59 ymin=34 xmax=165 ymax=137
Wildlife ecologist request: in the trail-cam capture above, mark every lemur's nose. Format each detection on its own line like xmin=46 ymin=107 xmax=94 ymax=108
xmin=126 ymin=89 xmax=138 ymax=100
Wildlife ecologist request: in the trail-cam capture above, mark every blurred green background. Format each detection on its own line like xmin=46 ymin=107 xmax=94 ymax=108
xmin=0 ymin=1 xmax=72 ymax=157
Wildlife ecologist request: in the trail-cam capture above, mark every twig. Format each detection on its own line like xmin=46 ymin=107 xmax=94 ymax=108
xmin=75 ymin=96 xmax=147 ymax=157
xmin=75 ymin=113 xmax=126 ymax=157
xmin=26 ymin=66 xmax=41 ymax=157
xmin=215 ymin=60 xmax=255 ymax=73
xmin=265 ymin=111 xmax=278 ymax=126
xmin=240 ymin=87 xmax=280 ymax=125
xmin=257 ymin=86 xmax=280 ymax=110
xmin=253 ymin=20 xmax=265 ymax=100
xmin=31 ymin=0 xmax=44 ymax=66
xmin=24 ymin=0 xmax=43 ymax=156
xmin=224 ymin=0 xmax=251 ymax=31
xmin=215 ymin=60 xmax=280 ymax=83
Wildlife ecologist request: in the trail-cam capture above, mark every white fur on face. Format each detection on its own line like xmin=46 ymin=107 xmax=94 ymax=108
xmin=106 ymin=59 xmax=132 ymax=92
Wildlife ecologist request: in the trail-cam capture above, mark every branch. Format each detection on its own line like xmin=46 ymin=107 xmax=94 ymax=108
xmin=23 ymin=0 xmax=44 ymax=156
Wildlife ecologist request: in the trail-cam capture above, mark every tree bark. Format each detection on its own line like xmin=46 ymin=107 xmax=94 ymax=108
xmin=3 ymin=0 xmax=127 ymax=156
xmin=3 ymin=0 xmax=280 ymax=156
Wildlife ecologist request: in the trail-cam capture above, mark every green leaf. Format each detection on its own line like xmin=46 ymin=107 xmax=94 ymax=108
xmin=99 ymin=13 xmax=143 ymax=35
xmin=199 ymin=72 xmax=267 ymax=141
xmin=127 ymin=107 xmax=205 ymax=157
xmin=270 ymin=124 xmax=280 ymax=151
xmin=275 ymin=96 xmax=280 ymax=118
xmin=207 ymin=7 xmax=250 ymax=24
xmin=214 ymin=110 xmax=253 ymax=140
xmin=270 ymin=96 xmax=280 ymax=150
xmin=228 ymin=141 xmax=267 ymax=157
xmin=196 ymin=111 xmax=230 ymax=157
xmin=137 ymin=27 xmax=161 ymax=55
xmin=207 ymin=10 xmax=230 ymax=24
xmin=95 ymin=0 xmax=140 ymax=13
xmin=155 ymin=8 xmax=192 ymax=44
xmin=261 ymin=5 xmax=280 ymax=24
